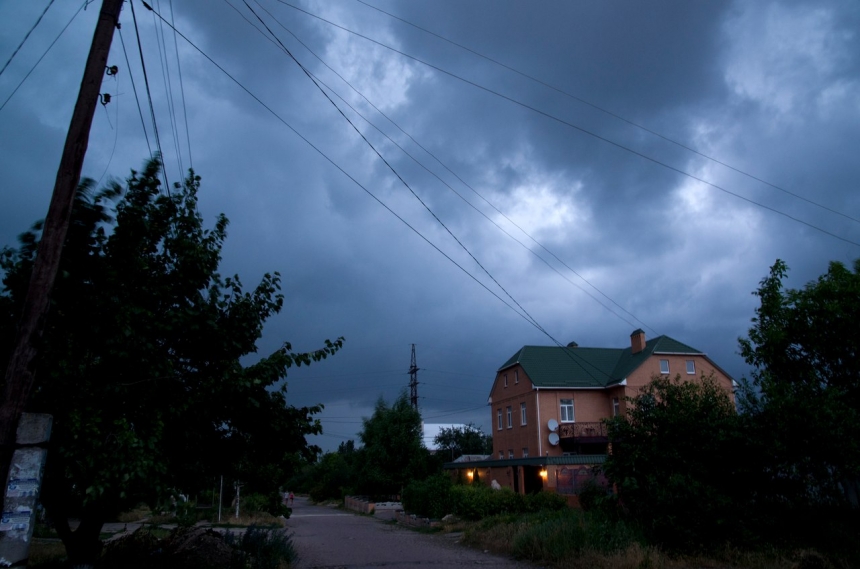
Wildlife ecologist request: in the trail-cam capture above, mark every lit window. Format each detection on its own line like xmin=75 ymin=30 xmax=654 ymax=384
xmin=612 ymin=397 xmax=620 ymax=417
xmin=522 ymin=448 xmax=529 ymax=458
xmin=520 ymin=402 xmax=527 ymax=425
xmin=560 ymin=399 xmax=574 ymax=422
xmin=506 ymin=406 xmax=512 ymax=428
xmin=660 ymin=359 xmax=669 ymax=374
xmin=497 ymin=409 xmax=502 ymax=430
xmin=686 ymin=360 xmax=695 ymax=375
xmin=508 ymin=449 xmax=514 ymax=459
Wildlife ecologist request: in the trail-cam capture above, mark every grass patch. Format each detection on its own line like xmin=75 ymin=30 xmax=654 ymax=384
xmin=29 ymin=540 xmax=67 ymax=568
xmin=458 ymin=509 xmax=828 ymax=569
xmin=116 ymin=504 xmax=151 ymax=523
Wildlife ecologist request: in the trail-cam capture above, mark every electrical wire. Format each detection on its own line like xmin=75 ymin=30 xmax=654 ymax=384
xmin=273 ymin=0 xmax=860 ymax=248
xmin=130 ymin=0 xmax=169 ymax=193
xmin=0 ymin=1 xmax=83 ymax=113
xmin=142 ymin=2 xmax=557 ymax=342
xmin=0 ymin=0 xmax=56 ymax=79
xmin=119 ymin=26 xmax=153 ymax=157
xmin=245 ymin=0 xmax=553 ymax=342
xmin=235 ymin=0 xmax=657 ymax=334
xmin=151 ymin=0 xmax=184 ymax=178
xmin=357 ymin=0 xmax=860 ymax=227
xmin=145 ymin=1 xmax=630 ymax=387
xmin=241 ymin=0 xmax=653 ymax=334
xmin=168 ymin=0 xmax=193 ymax=169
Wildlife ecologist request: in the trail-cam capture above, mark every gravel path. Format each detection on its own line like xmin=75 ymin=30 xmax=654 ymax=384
xmin=286 ymin=496 xmax=537 ymax=569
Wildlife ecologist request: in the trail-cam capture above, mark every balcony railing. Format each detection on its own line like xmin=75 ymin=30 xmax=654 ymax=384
xmin=558 ymin=421 xmax=608 ymax=440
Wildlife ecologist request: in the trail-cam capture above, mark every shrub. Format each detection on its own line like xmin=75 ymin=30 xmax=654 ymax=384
xmin=523 ymin=491 xmax=567 ymax=513
xmin=402 ymin=474 xmax=453 ymax=519
xmin=450 ymin=485 xmax=524 ymax=520
xmin=228 ymin=525 xmax=297 ymax=569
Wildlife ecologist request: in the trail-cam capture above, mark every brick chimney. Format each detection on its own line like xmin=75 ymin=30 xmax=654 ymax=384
xmin=630 ymin=329 xmax=646 ymax=354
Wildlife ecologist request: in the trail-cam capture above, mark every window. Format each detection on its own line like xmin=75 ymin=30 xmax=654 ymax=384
xmin=515 ymin=370 xmax=519 ymax=384
xmin=686 ymin=360 xmax=695 ymax=375
xmin=660 ymin=359 xmax=669 ymax=374
xmin=522 ymin=448 xmax=529 ymax=458
xmin=612 ymin=397 xmax=620 ymax=417
xmin=560 ymin=399 xmax=574 ymax=422
xmin=508 ymin=449 xmax=514 ymax=459
xmin=506 ymin=406 xmax=512 ymax=428
xmin=497 ymin=409 xmax=502 ymax=430
xmin=503 ymin=374 xmax=508 ymax=387
xmin=520 ymin=402 xmax=527 ymax=425
xmin=499 ymin=450 xmax=503 ymax=459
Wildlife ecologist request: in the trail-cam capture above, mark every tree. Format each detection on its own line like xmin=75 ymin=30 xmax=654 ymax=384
xmin=353 ymin=393 xmax=438 ymax=497
xmin=433 ymin=423 xmax=492 ymax=461
xmin=0 ymin=158 xmax=342 ymax=566
xmin=603 ymin=374 xmax=752 ymax=549
xmin=739 ymin=259 xmax=860 ymax=509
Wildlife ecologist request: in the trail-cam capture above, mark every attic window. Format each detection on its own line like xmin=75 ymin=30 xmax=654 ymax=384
xmin=686 ymin=360 xmax=695 ymax=375
xmin=514 ymin=370 xmax=519 ymax=384
xmin=504 ymin=374 xmax=508 ymax=387
xmin=660 ymin=359 xmax=669 ymax=374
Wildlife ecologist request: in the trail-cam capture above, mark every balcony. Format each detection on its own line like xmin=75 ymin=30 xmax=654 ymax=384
xmin=558 ymin=421 xmax=608 ymax=443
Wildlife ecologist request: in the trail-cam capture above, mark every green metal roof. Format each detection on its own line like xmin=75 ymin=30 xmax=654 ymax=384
xmin=498 ymin=335 xmax=704 ymax=389
xmin=443 ymin=454 xmax=606 ymax=469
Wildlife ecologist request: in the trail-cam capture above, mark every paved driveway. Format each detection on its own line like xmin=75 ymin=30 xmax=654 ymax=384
xmin=286 ymin=496 xmax=535 ymax=568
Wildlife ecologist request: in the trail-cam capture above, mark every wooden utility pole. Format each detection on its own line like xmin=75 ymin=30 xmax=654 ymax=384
xmin=0 ymin=0 xmax=124 ymax=492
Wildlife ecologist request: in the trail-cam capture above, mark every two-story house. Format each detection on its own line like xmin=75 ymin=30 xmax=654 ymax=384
xmin=446 ymin=329 xmax=735 ymax=498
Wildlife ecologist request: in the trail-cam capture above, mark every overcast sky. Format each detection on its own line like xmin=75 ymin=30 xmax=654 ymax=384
xmin=2 ymin=0 xmax=858 ymax=452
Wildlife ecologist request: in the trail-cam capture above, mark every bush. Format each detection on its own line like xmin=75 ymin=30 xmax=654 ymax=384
xmin=523 ymin=491 xmax=567 ymax=513
xmin=227 ymin=525 xmax=297 ymax=569
xmin=450 ymin=485 xmax=524 ymax=520
xmin=402 ymin=474 xmax=453 ymax=519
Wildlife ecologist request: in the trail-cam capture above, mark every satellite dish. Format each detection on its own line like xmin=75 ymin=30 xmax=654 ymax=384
xmin=547 ymin=418 xmax=559 ymax=432
xmin=548 ymin=432 xmax=560 ymax=446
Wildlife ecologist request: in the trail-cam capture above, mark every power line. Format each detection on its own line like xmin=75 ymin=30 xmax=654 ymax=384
xmin=146 ymin=2 xmax=632 ymax=387
xmin=168 ymin=0 xmax=192 ymax=169
xmin=357 ymin=0 xmax=860 ymax=227
xmin=245 ymin=0 xmax=553 ymax=341
xmin=0 ymin=0 xmax=56 ymax=79
xmin=241 ymin=0 xmax=653 ymax=334
xmin=274 ymin=0 xmax=860 ymax=248
xmin=118 ymin=26 xmax=153 ymax=157
xmin=130 ymin=0 xmax=169 ymax=192
xmin=144 ymin=2 xmax=559 ymax=340
xmin=0 ymin=1 xmax=84 ymax=113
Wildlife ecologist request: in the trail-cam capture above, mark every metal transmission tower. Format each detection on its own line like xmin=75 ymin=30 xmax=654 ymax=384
xmin=409 ymin=344 xmax=419 ymax=410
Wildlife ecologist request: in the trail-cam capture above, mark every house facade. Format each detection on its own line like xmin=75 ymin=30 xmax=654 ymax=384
xmin=446 ymin=329 xmax=735 ymax=500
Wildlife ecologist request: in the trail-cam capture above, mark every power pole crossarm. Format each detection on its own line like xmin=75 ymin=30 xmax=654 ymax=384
xmin=0 ymin=0 xmax=124 ymax=489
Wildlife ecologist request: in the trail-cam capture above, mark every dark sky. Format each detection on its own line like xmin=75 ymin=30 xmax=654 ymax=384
xmin=2 ymin=0 xmax=858 ymax=451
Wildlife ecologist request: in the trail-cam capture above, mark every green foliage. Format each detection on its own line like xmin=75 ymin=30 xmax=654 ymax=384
xmin=449 ymin=485 xmax=524 ymax=520
xmin=401 ymin=474 xmax=453 ymax=519
xmin=487 ymin=509 xmax=643 ymax=563
xmin=0 ymin=158 xmax=341 ymax=564
xmin=603 ymin=373 xmax=752 ymax=549
xmin=353 ymin=393 xmax=439 ymax=497
xmin=174 ymin=501 xmax=198 ymax=528
xmin=229 ymin=525 xmax=297 ymax=569
xmin=739 ymin=259 xmax=860 ymax=510
xmin=522 ymin=490 xmax=567 ymax=513
xmin=433 ymin=423 xmax=492 ymax=461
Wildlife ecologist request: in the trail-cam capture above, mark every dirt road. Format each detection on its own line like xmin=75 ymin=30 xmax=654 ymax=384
xmin=286 ymin=496 xmax=535 ymax=568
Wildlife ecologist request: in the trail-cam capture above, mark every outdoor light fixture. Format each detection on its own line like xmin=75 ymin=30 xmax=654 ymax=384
xmin=539 ymin=467 xmax=548 ymax=480
xmin=467 ymin=470 xmax=474 ymax=479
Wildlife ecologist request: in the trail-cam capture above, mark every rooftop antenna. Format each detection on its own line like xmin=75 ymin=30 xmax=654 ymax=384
xmin=409 ymin=344 xmax=419 ymax=411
